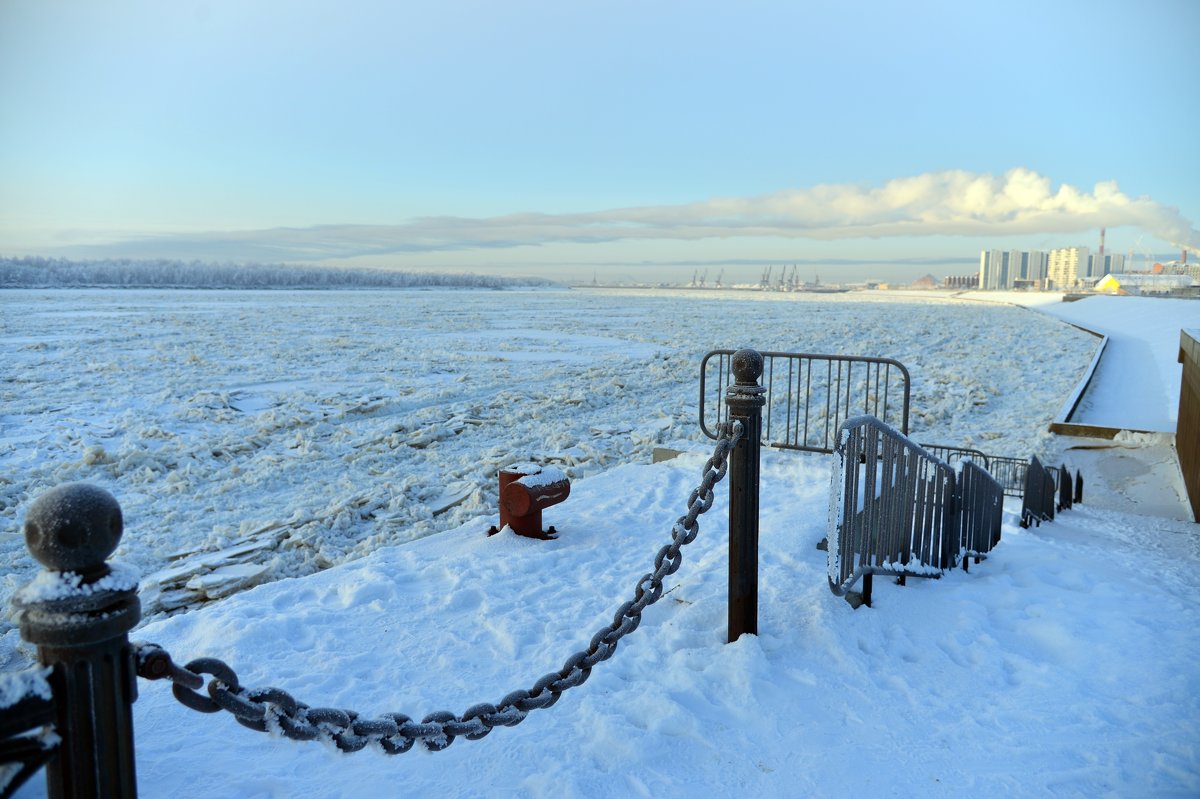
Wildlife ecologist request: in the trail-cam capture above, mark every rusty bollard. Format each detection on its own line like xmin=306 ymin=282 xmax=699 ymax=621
xmin=13 ymin=483 xmax=141 ymax=799
xmin=489 ymin=463 xmax=571 ymax=539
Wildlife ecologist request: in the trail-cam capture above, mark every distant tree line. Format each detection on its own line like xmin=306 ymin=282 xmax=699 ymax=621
xmin=0 ymin=256 xmax=560 ymax=290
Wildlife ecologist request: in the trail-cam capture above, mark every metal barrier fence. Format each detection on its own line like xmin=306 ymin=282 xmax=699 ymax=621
xmin=700 ymin=349 xmax=910 ymax=454
xmin=827 ymin=416 xmax=957 ymax=606
xmin=829 ymin=419 xmax=1031 ymax=606
xmin=978 ymin=455 xmax=1027 ymax=498
xmin=919 ymin=444 xmax=991 ymax=470
xmin=957 ymin=461 xmax=1004 ymax=565
xmin=1049 ymin=464 xmax=1084 ymax=510
xmin=1020 ymin=455 xmax=1057 ymax=528
xmin=922 ymin=446 xmax=1084 ymax=509
xmin=1056 ymin=465 xmax=1072 ymax=512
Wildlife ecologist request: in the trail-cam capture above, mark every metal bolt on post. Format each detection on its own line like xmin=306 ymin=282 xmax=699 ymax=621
xmin=725 ymin=348 xmax=765 ymax=643
xmin=13 ymin=483 xmax=141 ymax=799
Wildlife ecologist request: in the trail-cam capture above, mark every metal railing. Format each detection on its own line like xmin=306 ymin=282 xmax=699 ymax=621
xmin=827 ymin=416 xmax=957 ymax=605
xmin=829 ymin=420 xmax=1055 ymax=606
xmin=922 ymin=446 xmax=1084 ymax=509
xmin=1020 ymin=455 xmax=1057 ymax=528
xmin=981 ymin=455 xmax=1028 ymax=499
xmin=700 ymin=349 xmax=910 ymax=454
xmin=1056 ymin=464 xmax=1074 ymax=512
xmin=919 ymin=444 xmax=991 ymax=470
xmin=957 ymin=461 xmax=1003 ymax=564
xmin=1048 ymin=463 xmax=1083 ymax=510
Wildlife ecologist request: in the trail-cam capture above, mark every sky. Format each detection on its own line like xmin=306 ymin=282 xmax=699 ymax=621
xmin=1 ymin=0 xmax=1198 ymax=284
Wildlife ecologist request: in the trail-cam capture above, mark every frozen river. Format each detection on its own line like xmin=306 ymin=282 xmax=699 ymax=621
xmin=0 ymin=287 xmax=1096 ymax=662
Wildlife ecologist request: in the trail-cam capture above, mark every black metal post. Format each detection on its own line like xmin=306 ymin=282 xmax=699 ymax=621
xmin=1043 ymin=469 xmax=1056 ymax=522
xmin=725 ymin=348 xmax=765 ymax=642
xmin=1058 ymin=465 xmax=1072 ymax=511
xmin=1021 ymin=456 xmax=1041 ymax=528
xmin=14 ymin=484 xmax=140 ymax=798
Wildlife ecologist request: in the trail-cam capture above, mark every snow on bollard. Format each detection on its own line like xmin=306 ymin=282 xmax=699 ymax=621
xmin=12 ymin=482 xmax=141 ymax=799
xmin=488 ymin=463 xmax=571 ymax=539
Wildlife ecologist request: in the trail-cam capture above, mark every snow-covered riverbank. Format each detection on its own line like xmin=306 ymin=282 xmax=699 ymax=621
xmin=5 ymin=287 xmax=1198 ymax=797
xmin=1 ymin=288 xmax=1098 ymax=666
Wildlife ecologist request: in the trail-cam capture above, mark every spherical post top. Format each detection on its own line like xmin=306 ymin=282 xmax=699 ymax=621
xmin=730 ymin=348 xmax=764 ymax=385
xmin=23 ymin=483 xmax=123 ymax=577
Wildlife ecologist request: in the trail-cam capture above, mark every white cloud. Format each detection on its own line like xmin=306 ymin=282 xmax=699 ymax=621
xmin=60 ymin=169 xmax=1200 ymax=261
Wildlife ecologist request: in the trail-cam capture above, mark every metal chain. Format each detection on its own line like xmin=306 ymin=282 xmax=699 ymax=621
xmin=136 ymin=420 xmax=743 ymax=754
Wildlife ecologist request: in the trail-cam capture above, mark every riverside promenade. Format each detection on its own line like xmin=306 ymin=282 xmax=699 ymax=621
xmin=1034 ymin=295 xmax=1195 ymax=522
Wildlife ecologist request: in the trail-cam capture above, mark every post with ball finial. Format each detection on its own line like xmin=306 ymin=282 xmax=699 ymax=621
xmin=13 ymin=483 xmax=141 ymax=798
xmin=725 ymin=348 xmax=765 ymax=643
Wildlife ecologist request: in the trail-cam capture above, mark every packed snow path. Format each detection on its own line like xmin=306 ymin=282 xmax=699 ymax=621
xmin=11 ymin=449 xmax=1194 ymax=798
xmin=1036 ymin=295 xmax=1195 ymax=433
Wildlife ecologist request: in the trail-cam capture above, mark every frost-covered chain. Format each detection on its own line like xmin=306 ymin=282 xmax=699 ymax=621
xmin=136 ymin=421 xmax=743 ymax=754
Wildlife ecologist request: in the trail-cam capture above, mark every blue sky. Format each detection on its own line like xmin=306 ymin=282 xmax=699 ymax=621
xmin=1 ymin=0 xmax=1197 ymax=283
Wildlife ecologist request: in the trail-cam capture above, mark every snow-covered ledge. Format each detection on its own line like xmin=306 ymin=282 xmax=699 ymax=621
xmin=1049 ymin=330 xmax=1112 ymax=438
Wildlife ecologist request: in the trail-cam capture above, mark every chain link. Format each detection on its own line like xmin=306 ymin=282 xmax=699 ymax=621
xmin=136 ymin=421 xmax=743 ymax=754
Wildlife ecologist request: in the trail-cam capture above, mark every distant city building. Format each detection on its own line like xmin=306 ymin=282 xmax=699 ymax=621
xmin=978 ymin=249 xmax=1048 ymax=289
xmin=1025 ymin=251 xmax=1048 ymax=282
xmin=978 ymin=249 xmax=1005 ymax=289
xmin=1007 ymin=249 xmax=1023 ymax=282
xmin=974 ymin=243 xmax=1155 ymax=291
xmin=1157 ymin=259 xmax=1200 ymax=282
xmin=1094 ymin=272 xmax=1197 ymax=295
xmin=1047 ymin=246 xmax=1090 ymax=290
xmin=943 ymin=274 xmax=979 ymax=289
xmin=1087 ymin=252 xmax=1126 ymax=277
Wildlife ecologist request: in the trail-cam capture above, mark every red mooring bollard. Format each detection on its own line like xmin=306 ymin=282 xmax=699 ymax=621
xmin=489 ymin=463 xmax=570 ymax=539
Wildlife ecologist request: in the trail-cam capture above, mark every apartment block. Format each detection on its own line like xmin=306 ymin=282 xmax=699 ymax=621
xmin=1047 ymin=246 xmax=1090 ymax=290
xmin=978 ymin=249 xmax=1048 ymax=289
